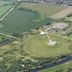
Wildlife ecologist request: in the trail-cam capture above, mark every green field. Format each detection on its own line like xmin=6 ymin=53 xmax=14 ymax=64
xmin=0 ymin=5 xmax=13 ymax=17
xmin=0 ymin=1 xmax=72 ymax=72
xmin=24 ymin=34 xmax=71 ymax=57
xmin=0 ymin=1 xmax=13 ymax=6
xmin=20 ymin=3 xmax=66 ymax=17
xmin=40 ymin=61 xmax=72 ymax=72
xmin=0 ymin=8 xmax=53 ymax=34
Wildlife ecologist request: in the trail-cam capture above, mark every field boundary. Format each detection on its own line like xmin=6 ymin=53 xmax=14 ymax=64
xmin=0 ymin=6 xmax=15 ymax=21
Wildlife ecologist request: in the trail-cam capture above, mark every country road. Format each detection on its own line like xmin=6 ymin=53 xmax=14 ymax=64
xmin=31 ymin=55 xmax=72 ymax=72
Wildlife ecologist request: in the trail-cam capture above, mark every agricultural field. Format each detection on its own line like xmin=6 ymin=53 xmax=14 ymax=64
xmin=52 ymin=7 xmax=72 ymax=19
xmin=0 ymin=8 xmax=53 ymax=34
xmin=0 ymin=5 xmax=13 ymax=17
xmin=0 ymin=1 xmax=72 ymax=72
xmin=20 ymin=3 xmax=66 ymax=18
xmin=24 ymin=33 xmax=72 ymax=57
xmin=0 ymin=1 xmax=14 ymax=6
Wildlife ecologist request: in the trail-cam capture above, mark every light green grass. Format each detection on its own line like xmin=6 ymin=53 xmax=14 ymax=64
xmin=20 ymin=3 xmax=66 ymax=17
xmin=24 ymin=34 xmax=71 ymax=57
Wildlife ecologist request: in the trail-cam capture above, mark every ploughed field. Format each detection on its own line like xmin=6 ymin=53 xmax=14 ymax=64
xmin=0 ymin=8 xmax=53 ymax=34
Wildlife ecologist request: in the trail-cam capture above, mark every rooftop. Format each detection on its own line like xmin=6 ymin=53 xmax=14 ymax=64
xmin=52 ymin=22 xmax=68 ymax=29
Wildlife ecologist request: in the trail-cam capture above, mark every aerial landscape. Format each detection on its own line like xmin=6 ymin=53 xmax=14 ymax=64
xmin=0 ymin=0 xmax=72 ymax=72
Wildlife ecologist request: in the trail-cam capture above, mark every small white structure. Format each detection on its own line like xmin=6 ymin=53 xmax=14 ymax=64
xmin=40 ymin=31 xmax=45 ymax=35
xmin=48 ymin=40 xmax=57 ymax=46
xmin=21 ymin=64 xmax=25 ymax=67
xmin=39 ymin=29 xmax=46 ymax=35
xmin=39 ymin=30 xmax=57 ymax=46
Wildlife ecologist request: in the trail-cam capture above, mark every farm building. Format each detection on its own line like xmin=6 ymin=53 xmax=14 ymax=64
xmin=52 ymin=22 xmax=68 ymax=30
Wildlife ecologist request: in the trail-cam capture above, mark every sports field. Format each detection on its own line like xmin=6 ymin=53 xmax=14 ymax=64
xmin=0 ymin=8 xmax=53 ymax=33
xmin=24 ymin=34 xmax=71 ymax=57
xmin=20 ymin=3 xmax=66 ymax=18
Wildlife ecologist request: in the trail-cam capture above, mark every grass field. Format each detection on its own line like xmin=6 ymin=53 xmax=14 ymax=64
xmin=20 ymin=3 xmax=66 ymax=18
xmin=24 ymin=33 xmax=71 ymax=57
xmin=0 ymin=8 xmax=53 ymax=34
xmin=40 ymin=61 xmax=72 ymax=72
xmin=0 ymin=5 xmax=13 ymax=17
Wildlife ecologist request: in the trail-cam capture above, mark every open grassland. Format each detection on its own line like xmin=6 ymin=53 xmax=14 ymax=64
xmin=20 ymin=3 xmax=66 ymax=18
xmin=40 ymin=61 xmax=72 ymax=72
xmin=24 ymin=34 xmax=71 ymax=57
xmin=0 ymin=5 xmax=13 ymax=17
xmin=0 ymin=8 xmax=53 ymax=33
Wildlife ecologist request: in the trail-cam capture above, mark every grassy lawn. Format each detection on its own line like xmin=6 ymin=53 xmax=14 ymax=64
xmin=0 ymin=8 xmax=53 ymax=34
xmin=20 ymin=3 xmax=66 ymax=17
xmin=40 ymin=61 xmax=72 ymax=72
xmin=24 ymin=33 xmax=71 ymax=57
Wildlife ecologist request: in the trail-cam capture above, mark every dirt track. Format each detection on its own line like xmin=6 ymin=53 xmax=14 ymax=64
xmin=51 ymin=7 xmax=72 ymax=19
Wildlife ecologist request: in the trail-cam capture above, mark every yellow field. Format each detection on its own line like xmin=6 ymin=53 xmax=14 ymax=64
xmin=52 ymin=7 xmax=72 ymax=19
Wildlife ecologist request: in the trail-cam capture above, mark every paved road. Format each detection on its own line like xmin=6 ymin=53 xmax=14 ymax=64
xmin=31 ymin=55 xmax=72 ymax=72
xmin=0 ymin=7 xmax=15 ymax=21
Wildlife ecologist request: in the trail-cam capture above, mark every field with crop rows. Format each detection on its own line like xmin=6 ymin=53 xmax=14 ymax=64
xmin=0 ymin=8 xmax=53 ymax=34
